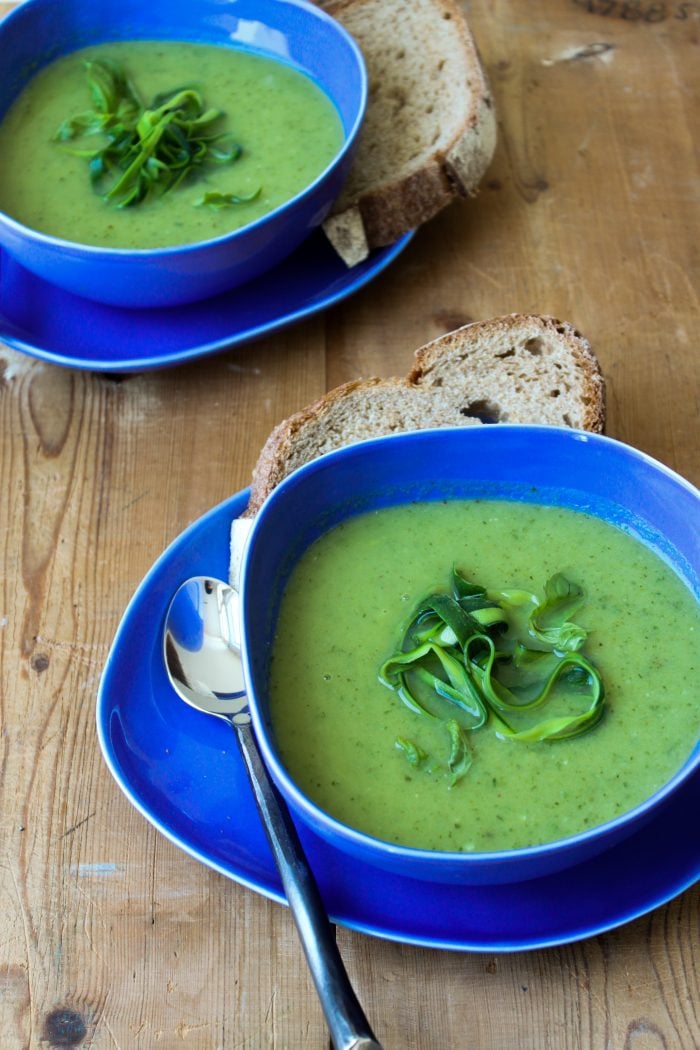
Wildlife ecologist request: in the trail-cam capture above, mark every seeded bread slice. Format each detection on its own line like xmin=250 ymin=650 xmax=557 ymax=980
xmin=229 ymin=314 xmax=606 ymax=585
xmin=321 ymin=0 xmax=497 ymax=265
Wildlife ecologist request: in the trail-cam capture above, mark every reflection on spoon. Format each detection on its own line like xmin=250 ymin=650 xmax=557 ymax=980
xmin=164 ymin=576 xmax=382 ymax=1050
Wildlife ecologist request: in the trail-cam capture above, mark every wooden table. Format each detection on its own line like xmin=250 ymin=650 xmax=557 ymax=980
xmin=1 ymin=1 xmax=698 ymax=1046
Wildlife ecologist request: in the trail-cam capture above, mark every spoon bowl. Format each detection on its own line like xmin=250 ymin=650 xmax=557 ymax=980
xmin=164 ymin=576 xmax=247 ymax=718
xmin=163 ymin=575 xmax=381 ymax=1050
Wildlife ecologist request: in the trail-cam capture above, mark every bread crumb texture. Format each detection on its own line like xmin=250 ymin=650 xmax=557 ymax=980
xmin=412 ymin=315 xmax=605 ymax=430
xmin=335 ymin=0 xmax=478 ymax=190
xmin=323 ymin=0 xmax=496 ymax=254
xmin=244 ymin=315 xmax=606 ymax=515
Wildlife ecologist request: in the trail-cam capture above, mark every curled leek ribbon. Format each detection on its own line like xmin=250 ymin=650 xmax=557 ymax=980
xmin=379 ymin=568 xmax=605 ymax=786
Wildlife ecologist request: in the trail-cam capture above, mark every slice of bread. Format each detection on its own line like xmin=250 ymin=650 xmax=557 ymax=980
xmin=230 ymin=314 xmax=606 ymax=585
xmin=320 ymin=0 xmax=497 ymax=265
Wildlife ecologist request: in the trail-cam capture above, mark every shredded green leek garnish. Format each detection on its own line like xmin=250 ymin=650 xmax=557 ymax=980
xmin=395 ymin=737 xmax=428 ymax=767
xmin=54 ymin=58 xmax=259 ymax=209
xmin=379 ymin=568 xmax=605 ymax=786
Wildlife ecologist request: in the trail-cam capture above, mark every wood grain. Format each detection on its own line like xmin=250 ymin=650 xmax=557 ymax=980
xmin=0 ymin=0 xmax=698 ymax=1047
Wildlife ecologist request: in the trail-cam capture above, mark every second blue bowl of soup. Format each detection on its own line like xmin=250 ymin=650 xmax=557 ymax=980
xmin=239 ymin=426 xmax=700 ymax=885
xmin=0 ymin=0 xmax=366 ymax=307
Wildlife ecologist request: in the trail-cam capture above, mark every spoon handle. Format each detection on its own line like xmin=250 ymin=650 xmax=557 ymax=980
xmin=235 ymin=721 xmax=383 ymax=1050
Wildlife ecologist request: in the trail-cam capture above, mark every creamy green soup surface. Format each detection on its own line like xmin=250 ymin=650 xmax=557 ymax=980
xmin=0 ymin=41 xmax=344 ymax=248
xmin=269 ymin=500 xmax=700 ymax=853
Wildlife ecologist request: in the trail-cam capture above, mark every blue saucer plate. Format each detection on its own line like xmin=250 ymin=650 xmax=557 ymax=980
xmin=97 ymin=490 xmax=700 ymax=953
xmin=0 ymin=231 xmax=413 ymax=373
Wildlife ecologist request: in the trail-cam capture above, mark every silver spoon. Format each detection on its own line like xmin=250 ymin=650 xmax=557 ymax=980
xmin=163 ymin=576 xmax=382 ymax=1050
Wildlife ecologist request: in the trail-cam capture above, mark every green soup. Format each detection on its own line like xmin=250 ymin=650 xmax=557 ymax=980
xmin=0 ymin=41 xmax=344 ymax=248
xmin=269 ymin=500 xmax=700 ymax=852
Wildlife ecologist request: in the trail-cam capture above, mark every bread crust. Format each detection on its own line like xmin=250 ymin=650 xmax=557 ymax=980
xmin=241 ymin=314 xmax=606 ymax=518
xmin=321 ymin=0 xmax=497 ymax=260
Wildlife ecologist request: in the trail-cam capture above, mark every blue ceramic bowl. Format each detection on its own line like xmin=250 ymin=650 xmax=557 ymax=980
xmin=239 ymin=426 xmax=700 ymax=885
xmin=0 ymin=0 xmax=366 ymax=308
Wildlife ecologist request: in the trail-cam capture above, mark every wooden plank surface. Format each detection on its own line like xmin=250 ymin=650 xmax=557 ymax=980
xmin=0 ymin=0 xmax=698 ymax=1047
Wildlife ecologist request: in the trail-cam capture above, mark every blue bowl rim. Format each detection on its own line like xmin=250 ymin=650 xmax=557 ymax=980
xmin=0 ymin=0 xmax=367 ymax=259
xmin=240 ymin=424 xmax=700 ymax=868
